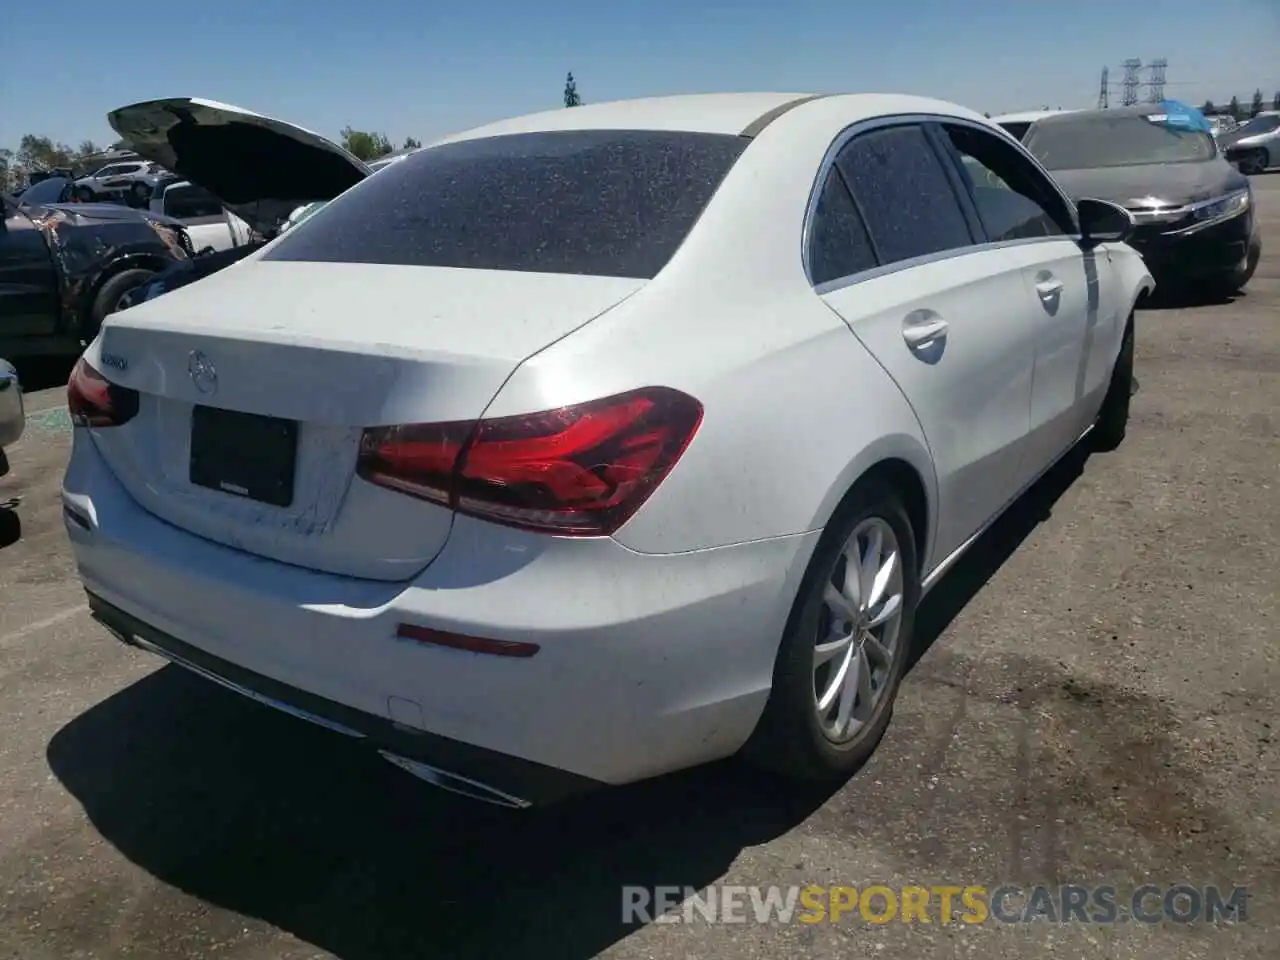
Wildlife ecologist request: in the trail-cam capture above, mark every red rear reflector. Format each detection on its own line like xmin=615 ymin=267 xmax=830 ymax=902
xmin=357 ymin=386 xmax=703 ymax=536
xmin=67 ymin=357 xmax=139 ymax=428
xmin=396 ymin=623 xmax=540 ymax=658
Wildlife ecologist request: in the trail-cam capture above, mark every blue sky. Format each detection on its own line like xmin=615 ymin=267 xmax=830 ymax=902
xmin=3 ymin=0 xmax=1277 ymax=151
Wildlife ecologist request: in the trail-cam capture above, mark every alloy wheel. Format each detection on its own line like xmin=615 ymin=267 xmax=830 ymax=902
xmin=812 ymin=516 xmax=905 ymax=743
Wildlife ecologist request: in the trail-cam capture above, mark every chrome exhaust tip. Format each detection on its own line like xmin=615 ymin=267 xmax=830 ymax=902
xmin=379 ymin=751 xmax=532 ymax=809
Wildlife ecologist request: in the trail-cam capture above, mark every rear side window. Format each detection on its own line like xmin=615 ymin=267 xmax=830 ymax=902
xmin=163 ymin=184 xmax=223 ymax=220
xmin=265 ymin=130 xmax=750 ymax=279
xmin=808 ymin=167 xmax=878 ymax=284
xmin=835 ymin=125 xmax=974 ymax=267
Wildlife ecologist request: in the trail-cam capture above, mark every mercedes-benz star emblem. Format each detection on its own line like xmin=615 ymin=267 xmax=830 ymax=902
xmin=188 ymin=350 xmax=218 ymax=394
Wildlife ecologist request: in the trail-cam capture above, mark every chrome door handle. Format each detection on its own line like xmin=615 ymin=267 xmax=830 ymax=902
xmin=902 ymin=315 xmax=949 ymax=349
xmin=1035 ymin=277 xmax=1064 ymax=299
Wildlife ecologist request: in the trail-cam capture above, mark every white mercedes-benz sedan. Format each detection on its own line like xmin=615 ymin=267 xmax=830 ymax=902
xmin=63 ymin=92 xmax=1154 ymax=808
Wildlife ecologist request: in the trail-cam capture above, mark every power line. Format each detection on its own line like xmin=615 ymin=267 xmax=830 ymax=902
xmin=1120 ymin=59 xmax=1143 ymax=106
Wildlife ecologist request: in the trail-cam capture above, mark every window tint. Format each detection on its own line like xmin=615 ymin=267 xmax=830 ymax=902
xmin=942 ymin=124 xmax=1071 ymax=241
xmin=265 ymin=130 xmax=750 ymax=279
xmin=808 ymin=167 xmax=878 ymax=284
xmin=835 ymin=126 xmax=973 ymax=266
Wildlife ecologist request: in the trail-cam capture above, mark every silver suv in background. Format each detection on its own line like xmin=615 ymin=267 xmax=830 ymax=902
xmin=73 ymin=160 xmax=169 ymax=205
xmin=1222 ymin=112 xmax=1280 ymax=174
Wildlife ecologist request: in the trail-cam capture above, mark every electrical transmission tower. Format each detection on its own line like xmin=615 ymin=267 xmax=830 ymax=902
xmin=1097 ymin=66 xmax=1110 ymax=109
xmin=1145 ymin=58 xmax=1167 ymax=102
xmin=1120 ymin=58 xmax=1143 ymax=106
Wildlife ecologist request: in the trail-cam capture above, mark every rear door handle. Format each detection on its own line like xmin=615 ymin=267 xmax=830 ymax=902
xmin=1035 ymin=277 xmax=1064 ymax=299
xmin=902 ymin=315 xmax=949 ymax=350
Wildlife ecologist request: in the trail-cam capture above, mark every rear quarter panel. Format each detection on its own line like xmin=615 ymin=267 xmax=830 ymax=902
xmin=485 ymin=280 xmax=937 ymax=559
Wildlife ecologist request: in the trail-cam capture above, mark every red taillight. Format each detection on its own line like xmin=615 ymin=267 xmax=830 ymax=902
xmin=357 ymin=386 xmax=703 ymax=536
xmin=67 ymin=357 xmax=139 ymax=428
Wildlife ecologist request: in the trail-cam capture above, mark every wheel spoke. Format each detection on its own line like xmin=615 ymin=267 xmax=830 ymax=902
xmin=814 ymin=631 xmax=853 ymax=668
xmin=858 ymin=527 xmax=883 ymax=609
xmin=835 ymin=646 xmax=861 ymax=731
xmin=853 ymin=646 xmax=874 ymax=720
xmin=817 ymin=644 xmax=853 ymax=712
xmin=823 ymin=583 xmax=857 ymax=622
xmin=867 ymin=592 xmax=902 ymax=629
xmin=862 ymin=631 xmax=892 ymax=667
xmin=867 ymin=549 xmax=898 ymax=610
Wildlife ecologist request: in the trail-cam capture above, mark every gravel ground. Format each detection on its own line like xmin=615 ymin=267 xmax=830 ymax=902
xmin=1 ymin=175 xmax=1277 ymax=960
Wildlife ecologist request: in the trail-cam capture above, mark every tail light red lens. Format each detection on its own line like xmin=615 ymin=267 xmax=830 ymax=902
xmin=357 ymin=386 xmax=703 ymax=536
xmin=67 ymin=357 xmax=139 ymax=428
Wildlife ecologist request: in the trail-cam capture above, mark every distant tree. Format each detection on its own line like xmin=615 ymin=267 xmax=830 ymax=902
xmin=1250 ymin=89 xmax=1265 ymax=118
xmin=17 ymin=133 xmax=73 ymax=171
xmin=1201 ymin=100 xmax=1216 ymax=115
xmin=983 ymin=111 xmax=991 ymax=118
xmin=1228 ymin=96 xmax=1242 ymax=120
xmin=403 ymin=136 xmax=422 ymax=149
xmin=0 ymin=148 xmax=15 ymax=193
xmin=1274 ymin=91 xmax=1280 ymax=111
xmin=563 ymin=71 xmax=582 ymax=108
xmin=339 ymin=126 xmax=393 ymax=161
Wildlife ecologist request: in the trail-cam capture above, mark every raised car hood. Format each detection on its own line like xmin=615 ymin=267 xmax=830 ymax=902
xmin=107 ymin=97 xmax=371 ymax=237
xmin=1048 ymin=159 xmax=1247 ymax=208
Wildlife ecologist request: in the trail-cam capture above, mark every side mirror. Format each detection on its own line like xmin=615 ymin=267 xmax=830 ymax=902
xmin=1077 ymin=197 xmax=1135 ymax=247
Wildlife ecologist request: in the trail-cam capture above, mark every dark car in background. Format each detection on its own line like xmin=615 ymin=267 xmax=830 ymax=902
xmin=1 ymin=189 xmax=192 ymax=360
xmin=1023 ymin=104 xmax=1260 ymax=295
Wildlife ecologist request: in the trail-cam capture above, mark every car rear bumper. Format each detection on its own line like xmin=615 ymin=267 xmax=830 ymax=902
xmin=63 ymin=432 xmax=817 ymax=799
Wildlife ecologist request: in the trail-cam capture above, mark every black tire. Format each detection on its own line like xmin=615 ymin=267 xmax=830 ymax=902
xmin=744 ymin=479 xmax=920 ymax=781
xmin=86 ymin=268 xmax=156 ymax=341
xmin=74 ymin=185 xmax=95 ymax=202
xmin=128 ymin=181 xmax=151 ymax=207
xmin=1093 ymin=317 xmax=1134 ymax=452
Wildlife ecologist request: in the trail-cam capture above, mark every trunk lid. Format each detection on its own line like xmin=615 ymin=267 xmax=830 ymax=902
xmin=88 ymin=261 xmax=644 ymax=581
xmin=107 ymin=97 xmax=370 ymax=239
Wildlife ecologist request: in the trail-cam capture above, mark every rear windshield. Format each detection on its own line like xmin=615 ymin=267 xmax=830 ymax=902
xmin=264 ymin=129 xmax=750 ymax=279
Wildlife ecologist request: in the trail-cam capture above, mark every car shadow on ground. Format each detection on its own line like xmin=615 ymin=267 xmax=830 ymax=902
xmin=45 ymin=443 xmax=1094 ymax=959
xmin=1138 ymin=286 xmax=1247 ymax=312
xmin=0 ymin=505 xmax=20 ymax=549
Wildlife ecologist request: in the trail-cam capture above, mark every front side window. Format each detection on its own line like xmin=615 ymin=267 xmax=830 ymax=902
xmin=1024 ymin=114 xmax=1216 ymax=169
xmin=265 ymin=130 xmax=750 ymax=279
xmin=835 ymin=124 xmax=974 ymax=267
xmin=941 ymin=124 xmax=1072 ymax=241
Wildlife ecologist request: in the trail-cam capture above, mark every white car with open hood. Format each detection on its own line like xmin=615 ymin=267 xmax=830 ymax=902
xmin=107 ymin=98 xmax=370 ymax=306
xmin=64 ymin=92 xmax=1154 ymax=808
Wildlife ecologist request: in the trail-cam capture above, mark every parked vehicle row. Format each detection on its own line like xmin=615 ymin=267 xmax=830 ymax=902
xmin=997 ymin=101 xmax=1261 ymax=295
xmin=63 ymin=90 xmax=1154 ymax=808
xmin=0 ymin=188 xmax=193 ymax=359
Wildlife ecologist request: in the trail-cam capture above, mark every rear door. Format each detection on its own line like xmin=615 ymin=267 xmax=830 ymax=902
xmin=935 ymin=121 xmax=1114 ymax=482
xmin=0 ymin=197 xmax=60 ymax=337
xmin=811 ymin=121 xmax=1035 ymax=563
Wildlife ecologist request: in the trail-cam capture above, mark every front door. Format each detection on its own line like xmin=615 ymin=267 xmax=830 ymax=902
xmin=935 ymin=122 xmax=1116 ymax=484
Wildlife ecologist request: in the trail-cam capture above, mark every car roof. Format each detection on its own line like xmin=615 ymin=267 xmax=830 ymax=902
xmin=429 ymin=92 xmax=992 ymax=147
xmin=991 ymin=109 xmax=1080 ymax=124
